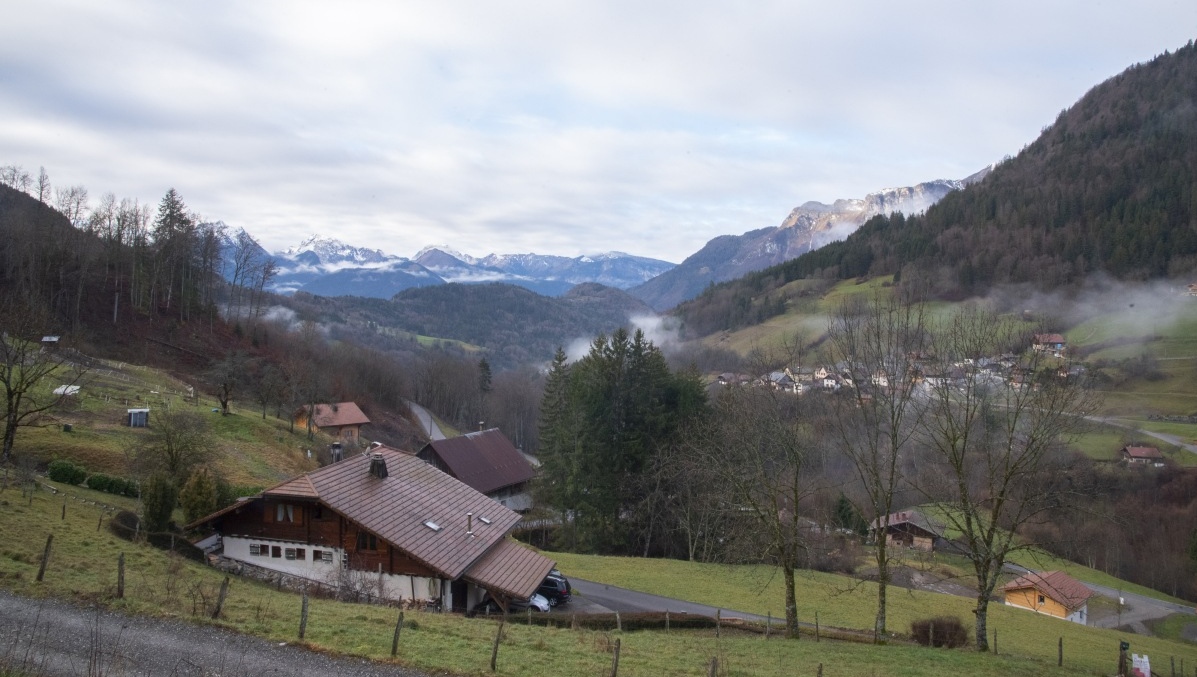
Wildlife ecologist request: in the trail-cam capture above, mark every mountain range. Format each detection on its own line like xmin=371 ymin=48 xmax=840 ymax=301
xmin=245 ymin=173 xmax=976 ymax=308
xmin=263 ymin=237 xmax=674 ymax=299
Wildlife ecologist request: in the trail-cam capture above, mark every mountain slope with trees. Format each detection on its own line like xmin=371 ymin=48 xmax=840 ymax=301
xmin=675 ymin=41 xmax=1197 ymax=336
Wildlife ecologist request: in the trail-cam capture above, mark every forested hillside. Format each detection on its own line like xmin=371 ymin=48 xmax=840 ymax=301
xmin=294 ymin=281 xmax=654 ymax=370
xmin=677 ymin=42 xmax=1197 ymax=336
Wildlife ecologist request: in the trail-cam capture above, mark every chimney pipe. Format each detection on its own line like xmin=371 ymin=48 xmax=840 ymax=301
xmin=467 ymin=512 xmax=474 ymax=537
xmin=368 ymin=452 xmax=388 ymax=479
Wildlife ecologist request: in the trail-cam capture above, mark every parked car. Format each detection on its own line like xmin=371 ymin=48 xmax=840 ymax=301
xmin=475 ymin=593 xmax=550 ymax=615
xmin=537 ymin=574 xmax=571 ymax=607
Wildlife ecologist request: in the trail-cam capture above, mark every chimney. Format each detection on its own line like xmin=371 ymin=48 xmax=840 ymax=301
xmin=467 ymin=512 xmax=475 ymax=537
xmin=368 ymin=452 xmax=388 ymax=479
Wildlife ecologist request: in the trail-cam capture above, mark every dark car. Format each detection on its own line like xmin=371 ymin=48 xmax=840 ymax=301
xmin=537 ymin=574 xmax=571 ymax=607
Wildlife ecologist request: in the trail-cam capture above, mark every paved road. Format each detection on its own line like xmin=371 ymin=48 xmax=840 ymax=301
xmin=1087 ymin=415 xmax=1197 ymax=455
xmin=0 ymin=591 xmax=427 ymax=677
xmin=407 ymin=401 xmax=446 ymax=441
xmin=567 ymin=578 xmax=769 ymax=622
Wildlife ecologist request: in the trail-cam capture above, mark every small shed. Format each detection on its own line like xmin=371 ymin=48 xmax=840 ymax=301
xmin=127 ymin=408 xmax=150 ymax=427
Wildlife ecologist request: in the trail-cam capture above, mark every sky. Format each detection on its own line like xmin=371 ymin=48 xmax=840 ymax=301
xmin=1 ymin=2 xmax=1194 ymax=264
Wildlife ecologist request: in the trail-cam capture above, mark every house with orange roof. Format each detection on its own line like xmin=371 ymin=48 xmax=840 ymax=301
xmin=187 ymin=447 xmax=554 ymax=613
xmin=1002 ymin=570 xmax=1093 ymax=624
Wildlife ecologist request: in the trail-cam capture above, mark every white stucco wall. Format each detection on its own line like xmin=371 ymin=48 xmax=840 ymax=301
xmin=223 ymin=536 xmax=480 ymax=607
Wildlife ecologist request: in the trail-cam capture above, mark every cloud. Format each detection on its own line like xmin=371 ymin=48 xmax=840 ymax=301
xmin=1 ymin=1 xmax=1193 ymax=263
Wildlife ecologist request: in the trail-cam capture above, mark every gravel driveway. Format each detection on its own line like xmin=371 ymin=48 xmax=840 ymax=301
xmin=0 ymin=590 xmax=429 ymax=676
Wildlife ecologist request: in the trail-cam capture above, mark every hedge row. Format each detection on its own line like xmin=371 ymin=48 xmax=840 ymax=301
xmin=47 ymin=460 xmax=139 ymax=498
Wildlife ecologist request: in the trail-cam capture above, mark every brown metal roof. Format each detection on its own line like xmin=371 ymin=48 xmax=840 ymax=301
xmin=418 ymin=428 xmax=535 ymax=495
xmin=310 ymin=402 xmax=370 ymax=428
xmin=191 ymin=446 xmax=531 ymax=582
xmin=1002 ymin=570 xmax=1094 ymax=610
xmin=1123 ymin=446 xmax=1163 ymax=459
xmin=464 ymin=539 xmax=555 ymax=600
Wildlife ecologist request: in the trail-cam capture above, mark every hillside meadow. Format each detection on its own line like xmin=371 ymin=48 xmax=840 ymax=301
xmin=16 ymin=357 xmax=324 ymax=487
xmin=0 ymin=476 xmax=1193 ymax=677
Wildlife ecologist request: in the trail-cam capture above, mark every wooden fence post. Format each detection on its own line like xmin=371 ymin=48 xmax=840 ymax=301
xmin=615 ymin=610 xmax=622 ymax=632
xmin=298 ymin=591 xmax=309 ymax=639
xmin=489 ymin=613 xmax=506 ymax=672
xmin=116 ymin=552 xmax=125 ymax=599
xmin=97 ymin=514 xmax=103 ymax=532
xmin=815 ymin=611 xmax=820 ymax=642
xmin=61 ymin=502 xmax=66 ymax=520
xmin=212 ymin=576 xmax=230 ymax=619
xmin=1059 ymin=637 xmax=1063 ymax=667
xmin=391 ymin=610 xmax=404 ymax=657
xmin=609 ymin=637 xmax=621 ymax=677
xmin=708 ymin=656 xmax=718 ymax=677
xmin=36 ymin=534 xmax=53 ymax=582
xmin=716 ymin=609 xmax=721 ymax=639
xmin=993 ymin=629 xmax=997 ymax=655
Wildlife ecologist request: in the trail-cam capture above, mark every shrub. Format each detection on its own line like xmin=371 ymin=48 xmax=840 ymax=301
xmin=47 ymin=459 xmax=87 ymax=485
xmin=85 ymin=473 xmax=112 ymax=493
xmin=85 ymin=473 xmax=140 ymax=498
xmin=109 ymin=510 xmax=141 ymax=541
xmin=910 ymin=616 xmax=969 ymax=648
xmin=142 ymin=473 xmax=178 ymax=534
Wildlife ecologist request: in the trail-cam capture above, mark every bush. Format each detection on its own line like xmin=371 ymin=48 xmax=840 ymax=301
xmin=47 ymin=460 xmax=87 ymax=485
xmin=910 ymin=616 xmax=969 ymax=648
xmin=109 ymin=510 xmax=141 ymax=541
xmin=85 ymin=473 xmax=140 ymax=498
xmin=142 ymin=473 xmax=178 ymax=534
xmin=85 ymin=473 xmax=112 ymax=493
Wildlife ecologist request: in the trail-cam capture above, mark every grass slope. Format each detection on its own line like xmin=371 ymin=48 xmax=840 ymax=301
xmin=2 ymin=479 xmax=1191 ymax=676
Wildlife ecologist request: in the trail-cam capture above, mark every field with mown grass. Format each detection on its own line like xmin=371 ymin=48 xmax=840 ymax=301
xmin=2 ymin=479 xmax=1193 ymax=677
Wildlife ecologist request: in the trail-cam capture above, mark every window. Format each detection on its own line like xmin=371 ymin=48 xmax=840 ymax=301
xmin=322 ymin=550 xmax=334 ymax=563
xmin=356 ymin=532 xmax=378 ymax=551
xmin=1037 ymin=594 xmax=1046 ymax=605
xmin=285 ymin=548 xmax=296 ymax=560
xmin=423 ymin=520 xmax=442 ymax=532
xmin=249 ymin=544 xmax=261 ymax=556
xmin=271 ymin=545 xmax=282 ymax=558
xmin=295 ymin=548 xmax=306 ymax=560
xmin=275 ymin=503 xmax=302 ymax=524
xmin=313 ymin=549 xmax=322 ymax=561
xmin=312 ymin=505 xmax=324 ymax=519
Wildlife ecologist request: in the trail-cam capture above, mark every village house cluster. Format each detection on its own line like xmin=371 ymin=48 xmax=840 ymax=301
xmin=717 ymin=333 xmax=1081 ymax=397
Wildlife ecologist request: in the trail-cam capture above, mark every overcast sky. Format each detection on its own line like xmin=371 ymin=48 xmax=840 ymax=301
xmin=1 ymin=2 xmax=1193 ymax=263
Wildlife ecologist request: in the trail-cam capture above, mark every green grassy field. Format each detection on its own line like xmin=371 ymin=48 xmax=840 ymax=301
xmin=2 ymin=478 xmax=1194 ymax=676
xmin=16 ymin=360 xmax=328 ymax=486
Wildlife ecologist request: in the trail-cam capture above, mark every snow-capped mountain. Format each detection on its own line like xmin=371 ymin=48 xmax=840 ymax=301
xmin=629 ymin=171 xmax=989 ymax=311
xmin=264 ymin=239 xmax=675 ymax=299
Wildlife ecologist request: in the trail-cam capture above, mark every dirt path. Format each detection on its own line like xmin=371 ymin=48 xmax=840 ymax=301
xmin=0 ymin=590 xmax=429 ymax=677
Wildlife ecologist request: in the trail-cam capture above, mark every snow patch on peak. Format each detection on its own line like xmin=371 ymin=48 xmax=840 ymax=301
xmin=415 ymin=245 xmax=478 ymax=265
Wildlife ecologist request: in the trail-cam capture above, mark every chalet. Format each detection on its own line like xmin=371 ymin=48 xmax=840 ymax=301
xmin=187 ymin=447 xmax=554 ymax=612
xmin=1033 ymin=334 xmax=1067 ymax=356
xmin=295 ymin=402 xmax=370 ymax=443
xmin=1002 ymin=570 xmax=1093 ymax=624
xmin=1121 ymin=445 xmax=1164 ymax=466
xmin=870 ymin=509 xmax=945 ymax=552
xmin=418 ymin=429 xmax=537 ymax=512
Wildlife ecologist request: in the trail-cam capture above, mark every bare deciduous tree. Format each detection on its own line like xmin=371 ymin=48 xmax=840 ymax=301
xmin=0 ymin=304 xmax=88 ymax=464
xmin=691 ymin=384 xmax=823 ymax=638
xmin=823 ymin=293 xmax=928 ymax=641
xmin=132 ymin=409 xmax=217 ymax=482
xmin=914 ymin=305 xmax=1097 ymax=651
